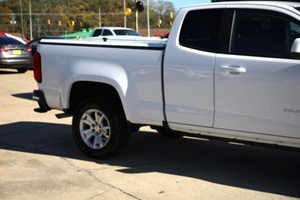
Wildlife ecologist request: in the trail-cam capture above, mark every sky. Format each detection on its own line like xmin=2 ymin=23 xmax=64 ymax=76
xmin=171 ymin=0 xmax=210 ymax=10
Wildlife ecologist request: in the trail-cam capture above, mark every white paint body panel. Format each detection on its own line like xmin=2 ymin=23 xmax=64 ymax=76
xmin=214 ymin=54 xmax=300 ymax=140
xmin=38 ymin=41 xmax=166 ymax=126
xmin=36 ymin=1 xmax=300 ymax=149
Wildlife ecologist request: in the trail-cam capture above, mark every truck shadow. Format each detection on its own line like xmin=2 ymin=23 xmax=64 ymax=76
xmin=12 ymin=92 xmax=33 ymax=101
xmin=0 ymin=70 xmax=18 ymax=74
xmin=0 ymin=121 xmax=299 ymax=198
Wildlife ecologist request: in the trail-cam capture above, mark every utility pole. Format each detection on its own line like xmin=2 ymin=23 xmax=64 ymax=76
xmin=135 ymin=0 xmax=138 ymax=32
xmin=147 ymin=0 xmax=150 ymax=37
xmin=29 ymin=0 xmax=32 ymax=40
xmin=135 ymin=1 xmax=144 ymax=33
xmin=123 ymin=0 xmax=126 ymax=27
xmin=20 ymin=0 xmax=24 ymax=38
xmin=98 ymin=6 xmax=101 ymax=27
xmin=10 ymin=15 xmax=16 ymax=32
xmin=36 ymin=15 xmax=40 ymax=37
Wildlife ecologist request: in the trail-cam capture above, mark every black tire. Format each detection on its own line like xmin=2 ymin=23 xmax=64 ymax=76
xmin=72 ymin=98 xmax=129 ymax=158
xmin=154 ymin=126 xmax=183 ymax=138
xmin=17 ymin=68 xmax=28 ymax=73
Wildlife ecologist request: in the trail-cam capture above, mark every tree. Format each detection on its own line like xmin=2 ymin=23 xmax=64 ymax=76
xmin=155 ymin=0 xmax=175 ymax=28
xmin=0 ymin=0 xmax=175 ymax=37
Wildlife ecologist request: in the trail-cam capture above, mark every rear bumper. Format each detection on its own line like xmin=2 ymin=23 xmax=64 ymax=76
xmin=0 ymin=58 xmax=32 ymax=69
xmin=32 ymin=90 xmax=51 ymax=113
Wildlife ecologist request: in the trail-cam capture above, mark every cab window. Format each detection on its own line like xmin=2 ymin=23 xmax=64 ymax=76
xmin=93 ymin=29 xmax=102 ymax=36
xmin=179 ymin=9 xmax=223 ymax=52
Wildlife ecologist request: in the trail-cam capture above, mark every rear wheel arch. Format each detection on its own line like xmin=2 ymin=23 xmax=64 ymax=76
xmin=68 ymin=81 xmax=125 ymax=116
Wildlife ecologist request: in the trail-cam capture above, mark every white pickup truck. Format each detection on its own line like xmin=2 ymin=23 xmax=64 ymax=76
xmin=33 ymin=1 xmax=300 ymax=158
xmin=90 ymin=27 xmax=142 ymax=37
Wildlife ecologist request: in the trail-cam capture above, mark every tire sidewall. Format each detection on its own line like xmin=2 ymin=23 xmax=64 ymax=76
xmin=72 ymin=98 xmax=128 ymax=158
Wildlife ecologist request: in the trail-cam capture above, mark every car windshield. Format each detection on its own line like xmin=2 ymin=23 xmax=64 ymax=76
xmin=0 ymin=37 xmax=24 ymax=45
xmin=294 ymin=7 xmax=300 ymax=12
xmin=114 ymin=29 xmax=141 ymax=36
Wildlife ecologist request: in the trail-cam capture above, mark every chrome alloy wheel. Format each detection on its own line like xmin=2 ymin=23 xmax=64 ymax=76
xmin=79 ymin=109 xmax=111 ymax=149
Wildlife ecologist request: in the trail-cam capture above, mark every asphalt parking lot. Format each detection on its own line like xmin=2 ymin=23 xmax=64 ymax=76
xmin=0 ymin=69 xmax=300 ymax=200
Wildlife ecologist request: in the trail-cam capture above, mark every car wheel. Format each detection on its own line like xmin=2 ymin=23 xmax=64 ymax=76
xmin=17 ymin=68 xmax=28 ymax=73
xmin=72 ymin=98 xmax=129 ymax=158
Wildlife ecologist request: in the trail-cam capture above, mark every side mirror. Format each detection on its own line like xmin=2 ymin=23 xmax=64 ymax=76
xmin=290 ymin=38 xmax=300 ymax=59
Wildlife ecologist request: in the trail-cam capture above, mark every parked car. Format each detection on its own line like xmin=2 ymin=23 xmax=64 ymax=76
xmin=0 ymin=31 xmax=27 ymax=44
xmin=0 ymin=36 xmax=32 ymax=73
xmin=90 ymin=27 xmax=142 ymax=37
xmin=27 ymin=36 xmax=68 ymax=56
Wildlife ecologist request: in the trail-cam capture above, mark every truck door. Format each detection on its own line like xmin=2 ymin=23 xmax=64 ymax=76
xmin=214 ymin=9 xmax=300 ymax=141
xmin=163 ymin=8 xmax=224 ymax=130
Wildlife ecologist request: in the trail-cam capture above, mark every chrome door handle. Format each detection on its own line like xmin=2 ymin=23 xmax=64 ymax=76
xmin=220 ymin=66 xmax=246 ymax=74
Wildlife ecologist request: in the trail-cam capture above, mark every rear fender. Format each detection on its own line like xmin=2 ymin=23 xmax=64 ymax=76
xmin=62 ymin=59 xmax=129 ymax=116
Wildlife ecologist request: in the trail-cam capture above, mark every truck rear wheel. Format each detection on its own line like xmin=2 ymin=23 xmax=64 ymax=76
xmin=72 ymin=98 xmax=129 ymax=158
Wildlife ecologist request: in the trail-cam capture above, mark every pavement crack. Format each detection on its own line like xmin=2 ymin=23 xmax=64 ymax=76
xmin=61 ymin=157 xmax=141 ymax=200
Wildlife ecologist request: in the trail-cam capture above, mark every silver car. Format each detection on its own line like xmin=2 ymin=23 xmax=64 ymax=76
xmin=0 ymin=36 xmax=32 ymax=73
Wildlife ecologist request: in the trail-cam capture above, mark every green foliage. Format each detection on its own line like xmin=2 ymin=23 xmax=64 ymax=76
xmin=0 ymin=0 xmax=175 ymax=38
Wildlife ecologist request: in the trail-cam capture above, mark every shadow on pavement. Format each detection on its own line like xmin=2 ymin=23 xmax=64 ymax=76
xmin=0 ymin=70 xmax=18 ymax=75
xmin=12 ymin=92 xmax=33 ymax=101
xmin=0 ymin=121 xmax=299 ymax=198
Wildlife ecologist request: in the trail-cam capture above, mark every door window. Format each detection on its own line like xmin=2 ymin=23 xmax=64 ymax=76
xmin=102 ymin=30 xmax=113 ymax=36
xmin=230 ymin=9 xmax=300 ymax=58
